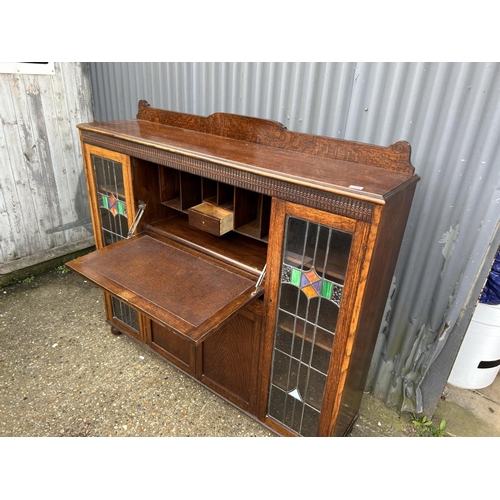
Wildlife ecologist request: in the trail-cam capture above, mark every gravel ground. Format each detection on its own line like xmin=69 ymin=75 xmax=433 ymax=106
xmin=0 ymin=268 xmax=273 ymax=437
xmin=0 ymin=265 xmax=459 ymax=439
xmin=3 ymin=265 xmax=497 ymax=500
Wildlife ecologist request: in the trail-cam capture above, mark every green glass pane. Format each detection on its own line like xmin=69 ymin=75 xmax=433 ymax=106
xmin=118 ymin=199 xmax=126 ymax=216
xmin=101 ymin=193 xmax=109 ymax=209
xmin=290 ymin=268 xmax=301 ymax=287
xmin=321 ymin=280 xmax=333 ymax=299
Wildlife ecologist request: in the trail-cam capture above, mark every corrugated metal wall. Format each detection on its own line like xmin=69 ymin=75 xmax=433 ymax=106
xmin=88 ymin=62 xmax=500 ymax=413
xmin=0 ymin=62 xmax=95 ymax=281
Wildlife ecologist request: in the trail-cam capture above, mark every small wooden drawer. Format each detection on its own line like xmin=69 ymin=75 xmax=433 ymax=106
xmin=188 ymin=202 xmax=234 ymax=236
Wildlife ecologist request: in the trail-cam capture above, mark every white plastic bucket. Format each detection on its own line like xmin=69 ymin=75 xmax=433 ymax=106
xmin=448 ymin=303 xmax=500 ymax=389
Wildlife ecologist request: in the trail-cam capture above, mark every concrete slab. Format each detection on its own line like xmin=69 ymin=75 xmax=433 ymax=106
xmin=436 ymin=379 xmax=500 ymax=437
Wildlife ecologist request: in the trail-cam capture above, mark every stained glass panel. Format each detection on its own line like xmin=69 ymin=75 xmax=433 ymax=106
xmin=92 ymin=154 xmax=138 ymax=334
xmin=283 ymin=264 xmax=343 ymax=306
xmin=92 ymin=155 xmax=128 ymax=246
xmin=267 ymin=215 xmax=353 ymax=436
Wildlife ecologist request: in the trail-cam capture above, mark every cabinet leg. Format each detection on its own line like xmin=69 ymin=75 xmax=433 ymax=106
xmin=111 ymin=326 xmax=122 ymax=336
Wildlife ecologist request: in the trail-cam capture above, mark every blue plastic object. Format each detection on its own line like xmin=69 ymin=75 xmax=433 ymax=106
xmin=479 ymin=247 xmax=500 ymax=305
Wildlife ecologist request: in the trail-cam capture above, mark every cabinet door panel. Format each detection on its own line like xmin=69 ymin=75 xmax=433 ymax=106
xmin=110 ymin=295 xmax=140 ymax=334
xmin=102 ymin=293 xmax=143 ymax=341
xmin=149 ymin=320 xmax=196 ymax=375
xmin=198 ymin=302 xmax=262 ymax=413
xmin=260 ymin=200 xmax=367 ymax=437
xmin=83 ymin=145 xmax=135 ymax=249
xmin=82 ymin=144 xmax=139 ymax=333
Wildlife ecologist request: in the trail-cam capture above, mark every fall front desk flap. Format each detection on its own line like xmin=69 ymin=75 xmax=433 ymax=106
xmin=66 ymin=233 xmax=262 ymax=345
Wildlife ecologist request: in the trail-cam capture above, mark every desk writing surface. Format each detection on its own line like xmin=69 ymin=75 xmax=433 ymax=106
xmin=66 ymin=233 xmax=259 ymax=344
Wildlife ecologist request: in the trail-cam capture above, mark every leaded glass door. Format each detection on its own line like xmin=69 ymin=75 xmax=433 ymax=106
xmin=83 ymin=145 xmax=135 ymax=249
xmin=261 ymin=200 xmax=367 ymax=437
xmin=82 ymin=145 xmax=139 ymax=337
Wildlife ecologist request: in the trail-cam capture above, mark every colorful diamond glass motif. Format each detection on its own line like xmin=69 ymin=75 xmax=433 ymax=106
xmin=283 ymin=264 xmax=343 ymax=306
xmin=108 ymin=194 xmax=119 ymax=216
xmin=100 ymin=193 xmax=126 ymax=217
xmin=300 ymin=268 xmax=321 ymax=298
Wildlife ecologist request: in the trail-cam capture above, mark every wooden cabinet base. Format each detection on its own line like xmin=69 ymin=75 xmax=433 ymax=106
xmin=147 ymin=320 xmax=196 ymax=376
xmin=197 ymin=301 xmax=263 ymax=414
xmin=108 ymin=300 xmax=268 ymax=422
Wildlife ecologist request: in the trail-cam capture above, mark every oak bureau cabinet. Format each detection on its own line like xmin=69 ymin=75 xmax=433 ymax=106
xmin=67 ymin=101 xmax=420 ymax=436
